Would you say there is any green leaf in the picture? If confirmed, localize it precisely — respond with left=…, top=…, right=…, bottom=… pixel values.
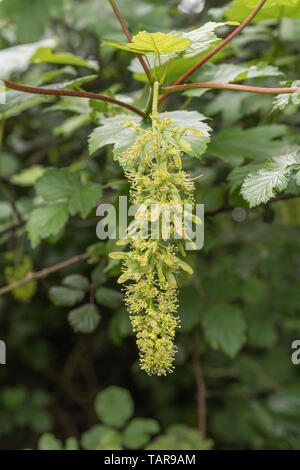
left=68, top=304, right=101, bottom=334
left=62, top=274, right=89, bottom=291
left=242, top=277, right=267, bottom=303
left=31, top=47, right=98, bottom=71
left=178, top=286, right=203, bottom=332
left=147, top=425, right=212, bottom=450
left=95, top=287, right=121, bottom=309
left=0, top=0, right=63, bottom=43
left=65, top=437, right=79, bottom=450
left=241, top=151, right=300, bottom=207
left=208, top=125, right=291, bottom=166
left=225, top=0, right=300, bottom=23
left=103, top=31, right=191, bottom=55
left=35, top=168, right=101, bottom=218
left=89, top=115, right=141, bottom=157
left=201, top=303, right=246, bottom=357
left=273, top=81, right=300, bottom=110
left=49, top=286, right=85, bottom=307
left=38, top=433, right=63, bottom=450
left=123, top=418, right=160, bottom=449
left=81, top=425, right=111, bottom=450
left=129, top=22, right=234, bottom=83
left=95, top=386, right=134, bottom=427
left=81, top=425, right=122, bottom=450
left=26, top=202, right=69, bottom=248
left=89, top=111, right=211, bottom=159
left=10, top=165, right=45, bottom=186
left=0, top=39, right=56, bottom=79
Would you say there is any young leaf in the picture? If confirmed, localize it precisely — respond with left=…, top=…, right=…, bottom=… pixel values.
left=103, top=31, right=191, bottom=55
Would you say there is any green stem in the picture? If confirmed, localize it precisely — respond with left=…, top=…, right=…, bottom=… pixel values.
left=152, top=81, right=160, bottom=134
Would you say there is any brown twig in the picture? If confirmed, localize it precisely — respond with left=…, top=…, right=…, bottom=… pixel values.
left=159, top=0, right=267, bottom=104
left=108, top=0, right=152, bottom=82
left=161, top=82, right=300, bottom=95
left=3, top=80, right=146, bottom=118
left=0, top=252, right=89, bottom=296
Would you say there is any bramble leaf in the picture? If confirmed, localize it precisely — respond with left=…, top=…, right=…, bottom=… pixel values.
left=241, top=151, right=300, bottom=207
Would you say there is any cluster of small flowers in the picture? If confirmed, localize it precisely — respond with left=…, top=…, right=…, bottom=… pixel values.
left=110, top=117, right=196, bottom=375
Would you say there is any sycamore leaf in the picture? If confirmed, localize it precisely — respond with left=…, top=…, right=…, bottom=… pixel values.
left=89, top=111, right=211, bottom=160
left=241, top=151, right=300, bottom=207
left=26, top=202, right=69, bottom=248
left=201, top=303, right=246, bottom=358
left=103, top=31, right=191, bottom=55
left=129, top=22, right=235, bottom=83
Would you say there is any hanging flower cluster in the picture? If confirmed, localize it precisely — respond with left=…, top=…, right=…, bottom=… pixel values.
left=109, top=113, right=201, bottom=376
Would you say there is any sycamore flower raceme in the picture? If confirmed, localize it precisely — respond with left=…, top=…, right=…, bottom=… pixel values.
left=109, top=115, right=200, bottom=376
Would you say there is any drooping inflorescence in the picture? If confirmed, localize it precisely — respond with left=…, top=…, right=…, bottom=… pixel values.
left=109, top=114, right=201, bottom=376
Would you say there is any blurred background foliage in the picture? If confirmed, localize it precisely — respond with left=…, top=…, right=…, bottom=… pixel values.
left=1, top=0, right=300, bottom=450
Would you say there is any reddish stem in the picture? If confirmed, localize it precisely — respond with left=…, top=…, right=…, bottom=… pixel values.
left=161, top=82, right=300, bottom=95
left=3, top=80, right=146, bottom=118
left=108, top=0, right=151, bottom=82
left=159, top=0, right=267, bottom=104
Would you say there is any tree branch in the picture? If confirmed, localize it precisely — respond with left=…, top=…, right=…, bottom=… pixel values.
left=0, top=253, right=89, bottom=296
left=3, top=80, right=146, bottom=118
left=159, top=0, right=267, bottom=104
left=161, top=82, right=300, bottom=95
left=108, top=0, right=152, bottom=82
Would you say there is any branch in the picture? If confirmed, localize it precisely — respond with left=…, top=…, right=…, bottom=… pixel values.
left=159, top=0, right=267, bottom=104
left=0, top=252, right=89, bottom=296
left=3, top=80, right=146, bottom=118
left=161, top=82, right=300, bottom=95
left=108, top=0, right=151, bottom=82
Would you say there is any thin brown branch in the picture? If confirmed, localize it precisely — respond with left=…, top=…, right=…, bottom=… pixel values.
left=159, top=0, right=267, bottom=104
left=192, top=340, right=207, bottom=436
left=108, top=0, right=152, bottom=82
left=0, top=252, right=89, bottom=296
left=161, top=82, right=300, bottom=95
left=3, top=80, right=146, bottom=118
